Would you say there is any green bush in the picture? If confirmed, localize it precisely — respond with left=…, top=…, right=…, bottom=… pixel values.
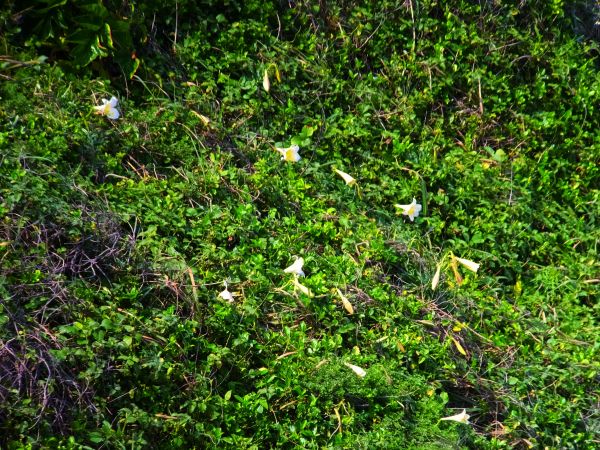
left=1, top=0, right=599, bottom=448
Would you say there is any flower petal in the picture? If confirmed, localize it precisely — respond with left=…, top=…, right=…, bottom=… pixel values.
left=106, top=107, right=120, bottom=120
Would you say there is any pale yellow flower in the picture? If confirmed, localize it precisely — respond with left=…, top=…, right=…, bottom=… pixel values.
left=275, top=144, right=301, bottom=162
left=394, top=198, right=422, bottom=222
left=455, top=257, right=480, bottom=273
left=283, top=256, right=305, bottom=276
left=94, top=96, right=120, bottom=119
left=440, top=409, right=470, bottom=424
left=334, top=169, right=356, bottom=186
left=344, top=362, right=367, bottom=378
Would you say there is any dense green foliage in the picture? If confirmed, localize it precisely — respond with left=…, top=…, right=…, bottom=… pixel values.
left=1, top=0, right=599, bottom=448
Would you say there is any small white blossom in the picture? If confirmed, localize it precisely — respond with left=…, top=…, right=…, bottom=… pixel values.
left=394, top=198, right=422, bottom=222
left=275, top=144, right=301, bottom=162
left=94, top=96, right=120, bottom=120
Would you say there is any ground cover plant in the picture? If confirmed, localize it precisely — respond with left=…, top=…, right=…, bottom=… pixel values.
left=1, top=0, right=599, bottom=448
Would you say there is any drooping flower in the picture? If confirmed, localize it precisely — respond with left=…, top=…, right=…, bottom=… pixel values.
left=344, top=362, right=367, bottom=378
left=334, top=169, right=356, bottom=186
left=454, top=257, right=480, bottom=273
left=275, top=144, right=301, bottom=162
left=94, top=96, right=120, bottom=120
left=394, top=198, right=422, bottom=222
left=284, top=256, right=305, bottom=277
left=440, top=409, right=470, bottom=424
left=262, top=69, right=270, bottom=92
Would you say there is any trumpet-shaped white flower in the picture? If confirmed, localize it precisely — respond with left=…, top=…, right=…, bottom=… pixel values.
left=344, top=362, right=367, bottom=378
left=395, top=198, right=422, bottom=222
left=455, top=257, right=480, bottom=273
left=276, top=144, right=301, bottom=162
left=262, top=69, right=270, bottom=92
left=440, top=409, right=470, bottom=424
left=334, top=169, right=356, bottom=186
left=219, top=287, right=234, bottom=303
left=94, top=96, right=120, bottom=119
left=284, top=256, right=305, bottom=277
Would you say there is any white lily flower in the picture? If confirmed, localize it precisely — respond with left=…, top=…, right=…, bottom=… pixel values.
left=455, top=257, right=480, bottom=273
left=344, top=362, right=367, bottom=378
left=292, top=276, right=313, bottom=297
left=262, top=69, right=270, bottom=92
left=334, top=169, right=356, bottom=186
left=94, top=96, right=120, bottom=120
left=275, top=144, right=301, bottom=162
left=394, top=198, right=422, bottom=222
left=284, top=256, right=305, bottom=277
left=440, top=409, right=470, bottom=424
